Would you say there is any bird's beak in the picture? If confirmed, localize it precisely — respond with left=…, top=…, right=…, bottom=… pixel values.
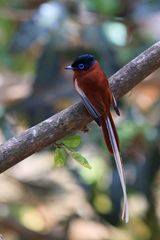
left=65, top=65, right=73, bottom=70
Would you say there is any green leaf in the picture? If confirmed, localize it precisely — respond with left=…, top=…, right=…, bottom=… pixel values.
left=62, top=135, right=81, bottom=148
left=54, top=148, right=66, bottom=166
left=71, top=151, right=92, bottom=169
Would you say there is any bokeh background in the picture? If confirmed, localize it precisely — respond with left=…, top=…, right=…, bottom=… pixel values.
left=0, top=0, right=160, bottom=239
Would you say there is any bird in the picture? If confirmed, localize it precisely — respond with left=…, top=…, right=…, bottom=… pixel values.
left=65, top=54, right=129, bottom=223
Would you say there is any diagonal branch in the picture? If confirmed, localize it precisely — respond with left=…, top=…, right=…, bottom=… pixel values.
left=0, top=41, right=160, bottom=173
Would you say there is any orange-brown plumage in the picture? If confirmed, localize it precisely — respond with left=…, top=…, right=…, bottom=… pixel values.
left=65, top=54, right=129, bottom=223
left=73, top=61, right=119, bottom=154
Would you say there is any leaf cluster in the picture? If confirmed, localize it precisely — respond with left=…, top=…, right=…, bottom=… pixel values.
left=54, top=135, right=92, bottom=169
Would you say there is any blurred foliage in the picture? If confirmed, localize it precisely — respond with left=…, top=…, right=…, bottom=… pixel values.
left=0, top=0, right=160, bottom=240
left=85, top=0, right=121, bottom=15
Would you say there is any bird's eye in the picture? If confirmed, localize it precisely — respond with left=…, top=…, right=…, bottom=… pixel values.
left=78, top=63, right=85, bottom=70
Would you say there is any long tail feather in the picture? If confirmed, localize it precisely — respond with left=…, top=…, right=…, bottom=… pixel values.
left=101, top=113, right=120, bottom=154
left=101, top=118, right=113, bottom=154
left=102, top=114, right=129, bottom=223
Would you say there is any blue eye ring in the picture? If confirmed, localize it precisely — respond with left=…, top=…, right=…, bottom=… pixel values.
left=78, top=63, right=85, bottom=70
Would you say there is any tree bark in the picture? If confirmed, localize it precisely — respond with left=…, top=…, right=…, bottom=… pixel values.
left=0, top=41, right=160, bottom=173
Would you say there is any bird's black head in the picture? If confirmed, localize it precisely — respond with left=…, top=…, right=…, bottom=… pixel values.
left=65, top=54, right=96, bottom=71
